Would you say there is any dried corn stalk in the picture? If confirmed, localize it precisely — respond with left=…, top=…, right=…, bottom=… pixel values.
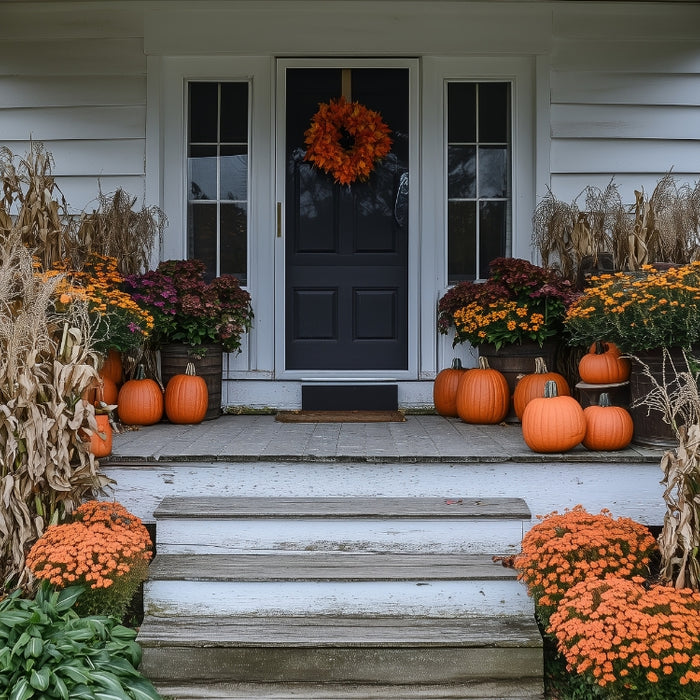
left=0, top=229, right=112, bottom=590
left=633, top=348, right=700, bottom=590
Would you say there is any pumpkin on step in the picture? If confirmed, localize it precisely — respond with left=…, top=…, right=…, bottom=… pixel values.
left=456, top=356, right=509, bottom=424
left=513, top=356, right=570, bottom=420
left=117, top=365, right=163, bottom=426
left=89, top=413, right=113, bottom=457
left=165, top=362, right=208, bottom=424
left=522, top=380, right=586, bottom=453
left=579, top=341, right=630, bottom=384
left=433, top=358, right=468, bottom=417
left=99, top=349, right=123, bottom=386
left=582, top=392, right=634, bottom=451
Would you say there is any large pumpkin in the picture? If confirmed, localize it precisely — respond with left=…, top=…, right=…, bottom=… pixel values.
left=513, top=356, right=570, bottom=420
left=95, top=376, right=119, bottom=406
left=456, top=356, right=509, bottom=424
left=433, top=358, right=469, bottom=417
left=582, top=392, right=634, bottom=451
left=165, top=362, right=208, bottom=424
left=579, top=341, right=631, bottom=384
left=89, top=413, right=113, bottom=457
left=117, top=365, right=163, bottom=426
left=99, top=349, right=123, bottom=385
left=522, top=380, right=586, bottom=453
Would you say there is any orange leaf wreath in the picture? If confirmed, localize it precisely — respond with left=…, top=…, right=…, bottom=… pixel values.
left=304, top=96, right=393, bottom=186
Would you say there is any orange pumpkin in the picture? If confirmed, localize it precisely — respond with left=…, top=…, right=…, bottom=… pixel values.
left=89, top=413, right=113, bottom=457
left=522, top=380, right=586, bottom=453
left=582, top=392, right=634, bottom=451
left=579, top=341, right=631, bottom=384
left=100, top=349, right=123, bottom=385
left=117, top=365, right=163, bottom=426
left=456, top=356, right=509, bottom=424
left=513, top=356, right=570, bottom=420
left=433, top=358, right=469, bottom=417
left=165, top=362, right=208, bottom=424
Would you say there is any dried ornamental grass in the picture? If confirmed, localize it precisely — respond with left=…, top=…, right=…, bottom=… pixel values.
left=26, top=501, right=152, bottom=619
left=514, top=505, right=658, bottom=626
left=550, top=576, right=700, bottom=698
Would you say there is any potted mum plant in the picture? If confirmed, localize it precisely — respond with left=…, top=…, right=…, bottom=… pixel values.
left=564, top=262, right=700, bottom=446
left=438, top=257, right=579, bottom=415
left=125, top=259, right=253, bottom=420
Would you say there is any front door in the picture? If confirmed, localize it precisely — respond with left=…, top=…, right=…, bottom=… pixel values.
left=283, top=67, right=409, bottom=371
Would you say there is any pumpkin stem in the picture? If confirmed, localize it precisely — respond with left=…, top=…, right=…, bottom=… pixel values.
left=451, top=358, right=464, bottom=370
left=534, top=356, right=548, bottom=374
left=185, top=362, right=197, bottom=376
left=544, top=379, right=559, bottom=398
left=478, top=356, right=491, bottom=370
left=594, top=340, right=607, bottom=355
left=598, top=392, right=612, bottom=408
left=134, top=364, right=146, bottom=381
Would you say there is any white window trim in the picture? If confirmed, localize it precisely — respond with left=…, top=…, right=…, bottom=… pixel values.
left=422, top=56, right=537, bottom=375
left=147, top=55, right=275, bottom=377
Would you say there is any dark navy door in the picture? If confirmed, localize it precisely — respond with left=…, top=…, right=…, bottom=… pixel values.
left=285, top=67, right=409, bottom=371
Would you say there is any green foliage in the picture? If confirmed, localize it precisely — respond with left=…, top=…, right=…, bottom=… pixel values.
left=0, top=582, right=161, bottom=700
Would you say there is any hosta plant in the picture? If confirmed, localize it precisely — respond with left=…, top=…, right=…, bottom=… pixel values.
left=0, top=581, right=161, bottom=700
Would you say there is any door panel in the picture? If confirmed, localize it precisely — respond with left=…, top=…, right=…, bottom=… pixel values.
left=285, top=67, right=409, bottom=371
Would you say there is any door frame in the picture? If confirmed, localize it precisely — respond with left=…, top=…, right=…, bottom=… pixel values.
left=274, top=57, right=420, bottom=380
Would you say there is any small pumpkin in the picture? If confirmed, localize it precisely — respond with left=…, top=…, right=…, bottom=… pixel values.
left=95, top=376, right=119, bottom=406
left=89, top=413, right=113, bottom=457
left=100, top=349, right=123, bottom=385
left=513, top=356, right=570, bottom=420
left=582, top=392, right=634, bottom=451
left=433, top=358, right=469, bottom=417
left=117, top=365, right=163, bottom=426
left=579, top=341, right=631, bottom=384
left=456, top=356, right=510, bottom=424
left=522, top=380, right=586, bottom=453
left=165, top=362, right=208, bottom=424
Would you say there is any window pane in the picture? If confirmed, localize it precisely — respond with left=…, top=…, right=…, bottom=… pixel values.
left=479, top=201, right=507, bottom=279
left=220, top=203, right=248, bottom=284
left=188, top=145, right=217, bottom=201
left=189, top=83, right=218, bottom=143
left=478, top=146, right=508, bottom=198
left=479, top=83, right=509, bottom=143
left=448, top=200, right=476, bottom=282
left=220, top=83, right=249, bottom=143
left=447, top=83, right=476, bottom=143
left=447, top=145, right=476, bottom=199
left=220, top=146, right=248, bottom=201
left=188, top=203, right=217, bottom=276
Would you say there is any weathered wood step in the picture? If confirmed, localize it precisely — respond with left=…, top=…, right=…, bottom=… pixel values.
left=144, top=553, right=531, bottom=617
left=154, top=496, right=530, bottom=555
left=138, top=615, right=543, bottom=688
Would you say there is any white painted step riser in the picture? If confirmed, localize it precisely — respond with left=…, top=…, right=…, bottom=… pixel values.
left=156, top=518, right=525, bottom=555
left=144, top=580, right=531, bottom=617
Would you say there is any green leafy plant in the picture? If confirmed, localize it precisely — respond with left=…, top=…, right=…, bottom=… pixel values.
left=125, top=259, right=253, bottom=356
left=0, top=582, right=161, bottom=699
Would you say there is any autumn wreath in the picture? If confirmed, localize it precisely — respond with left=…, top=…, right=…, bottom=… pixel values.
left=304, top=96, right=392, bottom=186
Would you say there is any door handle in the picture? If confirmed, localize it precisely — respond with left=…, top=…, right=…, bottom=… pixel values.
left=277, top=202, right=283, bottom=238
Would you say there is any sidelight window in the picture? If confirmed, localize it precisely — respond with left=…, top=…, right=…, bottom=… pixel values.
left=446, top=81, right=512, bottom=283
left=187, top=81, right=249, bottom=283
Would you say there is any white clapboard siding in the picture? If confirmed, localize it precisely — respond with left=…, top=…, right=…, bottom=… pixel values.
left=0, top=39, right=146, bottom=76
left=55, top=176, right=147, bottom=215
left=547, top=174, right=688, bottom=204
left=0, top=75, right=146, bottom=109
left=551, top=139, right=700, bottom=175
left=1, top=5, right=144, bottom=40
left=551, top=72, right=700, bottom=107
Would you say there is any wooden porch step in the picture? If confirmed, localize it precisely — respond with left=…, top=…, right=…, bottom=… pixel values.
left=138, top=615, right=543, bottom=691
left=144, top=552, right=531, bottom=618
left=153, top=496, right=531, bottom=555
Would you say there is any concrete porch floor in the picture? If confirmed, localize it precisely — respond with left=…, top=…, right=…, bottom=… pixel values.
left=106, top=413, right=665, bottom=464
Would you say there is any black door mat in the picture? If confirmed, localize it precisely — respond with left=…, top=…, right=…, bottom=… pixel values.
left=276, top=410, right=406, bottom=423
